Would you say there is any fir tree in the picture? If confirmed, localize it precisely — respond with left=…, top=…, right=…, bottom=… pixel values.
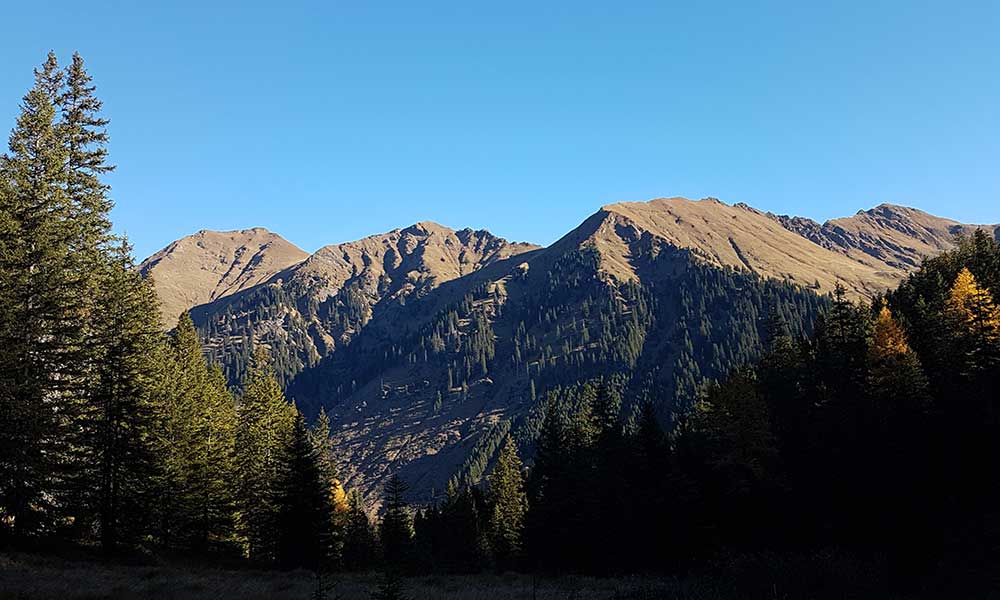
left=0, top=73, right=78, bottom=538
left=487, top=436, right=527, bottom=567
left=276, top=410, right=334, bottom=570
left=379, top=475, right=413, bottom=568
left=235, top=347, right=294, bottom=560
left=87, top=240, right=165, bottom=548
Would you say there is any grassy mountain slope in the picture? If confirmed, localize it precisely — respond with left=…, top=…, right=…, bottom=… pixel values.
left=142, top=197, right=996, bottom=506
left=139, top=227, right=309, bottom=328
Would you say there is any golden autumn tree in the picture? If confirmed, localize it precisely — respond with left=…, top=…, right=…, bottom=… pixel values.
left=948, top=268, right=1000, bottom=347
left=943, top=267, right=1000, bottom=429
left=867, top=302, right=929, bottom=423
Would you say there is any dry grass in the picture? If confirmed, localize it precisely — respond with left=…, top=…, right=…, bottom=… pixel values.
left=1, top=549, right=940, bottom=600
left=0, top=552, right=714, bottom=600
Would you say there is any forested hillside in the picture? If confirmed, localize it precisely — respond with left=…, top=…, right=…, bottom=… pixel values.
left=291, top=238, right=830, bottom=504
left=2, top=52, right=999, bottom=598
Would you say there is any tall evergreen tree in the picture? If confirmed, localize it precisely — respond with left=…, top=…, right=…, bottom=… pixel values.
left=379, top=474, right=414, bottom=569
left=0, top=71, right=79, bottom=539
left=87, top=240, right=165, bottom=548
left=310, top=407, right=338, bottom=490
left=235, top=347, right=293, bottom=560
left=152, top=313, right=237, bottom=550
left=342, top=489, right=377, bottom=571
left=487, top=436, right=527, bottom=567
left=60, top=52, right=114, bottom=246
left=276, top=410, right=334, bottom=570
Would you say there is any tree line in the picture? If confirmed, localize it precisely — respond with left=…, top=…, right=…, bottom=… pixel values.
left=373, top=231, right=997, bottom=594
left=2, top=52, right=998, bottom=594
left=0, top=53, right=346, bottom=570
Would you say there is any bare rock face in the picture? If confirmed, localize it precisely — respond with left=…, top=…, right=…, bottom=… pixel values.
left=766, top=203, right=998, bottom=274
left=290, top=221, right=538, bottom=308
left=138, top=228, right=309, bottom=328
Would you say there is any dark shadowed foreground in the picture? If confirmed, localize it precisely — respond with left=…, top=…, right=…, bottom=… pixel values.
left=0, top=550, right=921, bottom=600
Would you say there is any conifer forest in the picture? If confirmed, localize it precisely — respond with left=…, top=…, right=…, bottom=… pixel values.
left=2, top=53, right=999, bottom=600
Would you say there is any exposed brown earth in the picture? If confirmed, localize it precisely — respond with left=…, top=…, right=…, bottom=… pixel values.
left=141, top=198, right=998, bottom=508
left=139, top=228, right=309, bottom=328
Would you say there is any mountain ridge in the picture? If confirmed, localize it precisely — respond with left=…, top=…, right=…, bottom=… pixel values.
left=140, top=198, right=999, bottom=507
left=138, top=227, right=309, bottom=328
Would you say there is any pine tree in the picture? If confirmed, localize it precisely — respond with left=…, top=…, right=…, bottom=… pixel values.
left=276, top=410, right=334, bottom=570
left=235, top=347, right=294, bottom=560
left=488, top=436, right=527, bottom=567
left=310, top=407, right=338, bottom=487
left=150, top=312, right=237, bottom=550
left=342, top=489, right=377, bottom=571
left=0, top=71, right=78, bottom=539
left=87, top=240, right=165, bottom=548
left=379, top=475, right=413, bottom=569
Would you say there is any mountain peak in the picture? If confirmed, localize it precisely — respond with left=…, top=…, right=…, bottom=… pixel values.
left=139, top=228, right=308, bottom=328
left=573, top=195, right=899, bottom=296
left=402, top=220, right=453, bottom=236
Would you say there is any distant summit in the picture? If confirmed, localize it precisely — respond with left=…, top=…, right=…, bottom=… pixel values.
left=139, top=198, right=999, bottom=506
left=139, top=228, right=308, bottom=328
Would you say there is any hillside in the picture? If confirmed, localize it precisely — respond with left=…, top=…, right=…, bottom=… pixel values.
left=187, top=223, right=539, bottom=386
left=138, top=228, right=309, bottom=328
left=559, top=197, right=900, bottom=296
left=143, top=197, right=997, bottom=507
left=767, top=202, right=998, bottom=273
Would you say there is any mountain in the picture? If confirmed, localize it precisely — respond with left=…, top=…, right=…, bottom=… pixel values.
left=188, top=223, right=539, bottom=386
left=563, top=198, right=900, bottom=296
left=142, top=197, right=997, bottom=508
left=767, top=202, right=999, bottom=273
left=139, top=227, right=309, bottom=328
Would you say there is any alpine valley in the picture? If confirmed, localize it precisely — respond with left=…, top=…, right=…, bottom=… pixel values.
left=139, top=197, right=999, bottom=507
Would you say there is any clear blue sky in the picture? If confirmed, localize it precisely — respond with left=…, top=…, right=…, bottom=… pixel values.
left=2, top=1, right=998, bottom=260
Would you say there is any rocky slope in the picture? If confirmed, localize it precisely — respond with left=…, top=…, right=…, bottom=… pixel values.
left=766, top=203, right=998, bottom=274
left=563, top=197, right=901, bottom=297
left=186, top=223, right=539, bottom=386
left=142, top=197, right=997, bottom=509
left=139, top=228, right=309, bottom=328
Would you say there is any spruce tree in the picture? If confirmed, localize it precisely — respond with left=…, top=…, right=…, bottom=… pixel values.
left=61, top=52, right=114, bottom=245
left=0, top=73, right=78, bottom=539
left=87, top=240, right=165, bottom=548
left=151, top=312, right=237, bottom=550
left=379, top=474, right=413, bottom=569
left=310, top=407, right=338, bottom=489
left=276, top=410, right=334, bottom=570
left=342, top=489, right=377, bottom=571
left=487, top=436, right=527, bottom=567
left=235, top=347, right=294, bottom=560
